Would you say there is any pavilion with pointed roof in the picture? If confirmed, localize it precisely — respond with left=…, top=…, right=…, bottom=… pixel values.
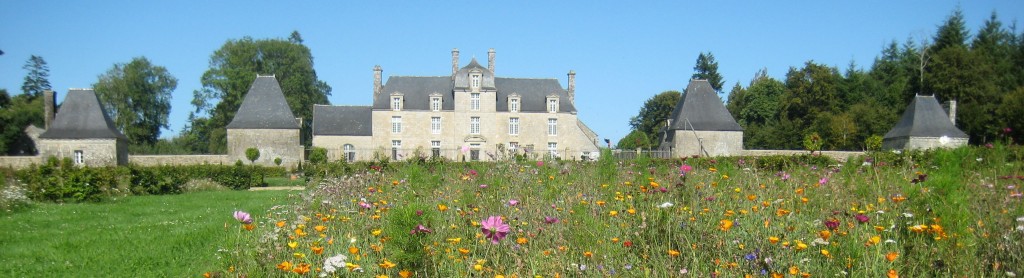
left=37, top=89, right=129, bottom=166
left=658, top=79, right=744, bottom=157
left=882, top=95, right=968, bottom=150
left=225, top=75, right=304, bottom=167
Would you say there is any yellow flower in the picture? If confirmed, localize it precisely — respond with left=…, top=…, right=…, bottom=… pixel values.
left=294, top=252, right=306, bottom=259
left=288, top=241, right=298, bottom=249
left=473, top=264, right=483, bottom=271
left=294, top=228, right=308, bottom=237
left=517, top=237, right=528, bottom=244
left=668, top=249, right=681, bottom=257
left=276, top=221, right=286, bottom=228
left=399, top=269, right=413, bottom=278
left=349, top=246, right=360, bottom=254
left=820, top=249, right=832, bottom=258
left=789, top=265, right=799, bottom=275
left=311, top=246, right=324, bottom=255
left=626, top=208, right=636, bottom=215
left=596, top=200, right=606, bottom=206
left=609, top=210, right=619, bottom=217
left=866, top=235, right=881, bottom=247
left=458, top=248, right=470, bottom=255
left=438, top=204, right=448, bottom=212
left=794, top=240, right=808, bottom=251
left=315, top=225, right=327, bottom=233
left=447, top=237, right=462, bottom=244
left=372, top=229, right=383, bottom=236
left=276, top=261, right=293, bottom=271
left=379, top=259, right=397, bottom=269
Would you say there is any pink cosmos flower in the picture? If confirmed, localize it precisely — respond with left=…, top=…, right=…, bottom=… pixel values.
left=479, top=184, right=488, bottom=189
left=854, top=214, right=870, bottom=223
left=679, top=164, right=693, bottom=176
left=410, top=224, right=432, bottom=235
left=233, top=211, right=252, bottom=224
left=481, top=216, right=510, bottom=244
left=818, top=177, right=829, bottom=186
left=359, top=202, right=372, bottom=209
left=544, top=216, right=559, bottom=224
left=824, top=219, right=840, bottom=230
left=508, top=199, right=519, bottom=206
left=537, top=161, right=544, bottom=167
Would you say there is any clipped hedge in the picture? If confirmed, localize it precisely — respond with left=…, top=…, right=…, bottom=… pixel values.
left=9, top=158, right=287, bottom=203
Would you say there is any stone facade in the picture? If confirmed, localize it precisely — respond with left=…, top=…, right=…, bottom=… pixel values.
left=882, top=136, right=968, bottom=150
left=669, top=130, right=744, bottom=157
left=227, top=129, right=303, bottom=167
left=37, top=138, right=128, bottom=166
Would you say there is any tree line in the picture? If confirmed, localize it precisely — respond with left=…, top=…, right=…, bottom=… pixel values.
left=0, top=31, right=330, bottom=155
left=622, top=9, right=1024, bottom=151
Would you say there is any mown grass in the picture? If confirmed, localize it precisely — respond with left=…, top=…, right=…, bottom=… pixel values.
left=265, top=176, right=307, bottom=187
left=211, top=146, right=1024, bottom=277
left=0, top=190, right=294, bottom=277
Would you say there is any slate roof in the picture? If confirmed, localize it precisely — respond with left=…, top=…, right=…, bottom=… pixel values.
left=453, top=58, right=497, bottom=90
left=312, top=105, right=373, bottom=136
left=883, top=95, right=968, bottom=139
left=226, top=75, right=300, bottom=129
left=667, top=79, right=743, bottom=131
left=39, top=89, right=127, bottom=140
left=372, top=76, right=576, bottom=113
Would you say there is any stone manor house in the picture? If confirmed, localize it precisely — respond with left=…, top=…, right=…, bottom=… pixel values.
left=311, top=48, right=602, bottom=161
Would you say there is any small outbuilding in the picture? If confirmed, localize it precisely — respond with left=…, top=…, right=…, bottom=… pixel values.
left=660, top=79, right=744, bottom=157
left=37, top=89, right=128, bottom=166
left=225, top=75, right=303, bottom=167
left=882, top=95, right=968, bottom=150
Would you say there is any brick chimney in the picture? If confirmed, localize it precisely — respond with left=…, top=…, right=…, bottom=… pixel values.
left=487, top=48, right=495, bottom=73
left=43, top=90, right=55, bottom=129
left=567, top=70, right=576, bottom=104
left=451, top=48, right=459, bottom=79
left=373, top=65, right=383, bottom=99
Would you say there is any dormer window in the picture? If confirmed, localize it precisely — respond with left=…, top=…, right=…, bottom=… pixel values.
left=547, top=97, right=559, bottom=113
left=391, top=94, right=404, bottom=111
left=471, top=74, right=481, bottom=89
left=430, top=97, right=442, bottom=111
left=508, top=95, right=520, bottom=113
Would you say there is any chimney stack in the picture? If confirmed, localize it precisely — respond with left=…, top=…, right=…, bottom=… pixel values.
left=43, top=90, right=55, bottom=130
left=948, top=100, right=957, bottom=125
left=373, top=65, right=383, bottom=99
left=487, top=48, right=495, bottom=73
left=451, top=48, right=460, bottom=79
left=567, top=70, right=576, bottom=104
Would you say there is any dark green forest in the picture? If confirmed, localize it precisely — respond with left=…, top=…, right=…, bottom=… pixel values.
left=624, top=10, right=1024, bottom=151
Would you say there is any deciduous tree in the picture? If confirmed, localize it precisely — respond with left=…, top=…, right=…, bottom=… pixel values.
left=627, top=90, right=681, bottom=147
left=94, top=57, right=177, bottom=146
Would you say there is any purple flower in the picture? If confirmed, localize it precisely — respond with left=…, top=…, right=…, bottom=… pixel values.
left=855, top=214, right=870, bottom=223
left=536, top=161, right=544, bottom=167
left=481, top=216, right=510, bottom=244
left=479, top=184, right=488, bottom=189
left=233, top=211, right=252, bottom=224
left=543, top=216, right=559, bottom=224
left=410, top=224, right=432, bottom=235
left=824, top=219, right=840, bottom=230
left=415, top=210, right=423, bottom=216
left=359, top=202, right=372, bottom=209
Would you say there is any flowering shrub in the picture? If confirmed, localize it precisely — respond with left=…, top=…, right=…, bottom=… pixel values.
left=211, top=146, right=1024, bottom=277
left=0, top=181, right=31, bottom=212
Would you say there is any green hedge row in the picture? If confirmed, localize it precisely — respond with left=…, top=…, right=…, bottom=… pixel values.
left=7, top=158, right=287, bottom=203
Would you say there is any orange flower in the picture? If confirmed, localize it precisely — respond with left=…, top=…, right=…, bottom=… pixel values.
left=458, top=248, right=470, bottom=255
left=294, top=228, right=308, bottom=237
left=885, top=252, right=899, bottom=262
left=668, top=249, right=681, bottom=257
left=517, top=237, right=528, bottom=244
left=891, top=195, right=907, bottom=203
left=276, top=221, right=286, bottom=228
left=399, top=269, right=413, bottom=278
left=747, top=194, right=757, bottom=201
left=583, top=251, right=593, bottom=258
left=311, top=246, right=324, bottom=255
left=788, top=266, right=799, bottom=275
left=349, top=246, right=360, bottom=254
left=768, top=236, right=780, bottom=244
left=865, top=235, right=881, bottom=247
left=887, top=269, right=899, bottom=278
left=819, top=230, right=831, bottom=241
left=379, top=259, right=397, bottom=269
left=276, top=261, right=293, bottom=271
left=820, top=249, right=832, bottom=258
left=292, top=263, right=310, bottom=275
left=719, top=219, right=734, bottom=231
left=315, top=225, right=327, bottom=233
left=776, top=209, right=791, bottom=216
left=243, top=224, right=255, bottom=231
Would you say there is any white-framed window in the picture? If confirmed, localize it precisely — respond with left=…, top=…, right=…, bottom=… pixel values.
left=547, top=97, right=558, bottom=113
left=548, top=118, right=558, bottom=136
left=431, top=141, right=441, bottom=158
left=508, top=142, right=519, bottom=153
left=508, top=117, right=519, bottom=135
left=343, top=144, right=355, bottom=162
left=430, top=117, right=441, bottom=134
left=471, top=74, right=481, bottom=89
left=548, top=142, right=558, bottom=157
left=430, top=97, right=442, bottom=111
left=391, top=96, right=402, bottom=111
left=509, top=97, right=519, bottom=113
left=391, top=116, right=402, bottom=133
left=470, top=117, right=481, bottom=134
left=470, top=93, right=480, bottom=111
left=391, top=140, right=402, bottom=160
left=73, top=150, right=84, bottom=165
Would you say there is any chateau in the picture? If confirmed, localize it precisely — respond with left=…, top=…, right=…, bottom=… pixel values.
left=312, top=48, right=601, bottom=161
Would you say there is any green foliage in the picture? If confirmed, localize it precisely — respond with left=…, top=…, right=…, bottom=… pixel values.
left=93, top=56, right=177, bottom=146
left=21, top=55, right=51, bottom=98
left=616, top=129, right=652, bottom=150
left=692, top=52, right=725, bottom=92
left=865, top=135, right=883, bottom=151
left=245, top=148, right=260, bottom=163
left=274, top=157, right=282, bottom=166
left=803, top=132, right=823, bottom=153
left=0, top=91, right=44, bottom=155
left=188, top=33, right=331, bottom=153
left=626, top=90, right=680, bottom=147
left=308, top=147, right=328, bottom=164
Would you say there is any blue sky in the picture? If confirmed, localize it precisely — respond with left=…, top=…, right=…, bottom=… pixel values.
left=2, top=1, right=1022, bottom=145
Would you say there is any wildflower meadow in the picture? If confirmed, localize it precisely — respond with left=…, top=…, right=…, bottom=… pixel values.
left=208, top=146, right=1024, bottom=277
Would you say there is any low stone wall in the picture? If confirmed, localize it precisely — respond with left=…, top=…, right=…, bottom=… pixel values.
left=742, top=150, right=864, bottom=162
left=129, top=155, right=230, bottom=166
left=0, top=156, right=43, bottom=169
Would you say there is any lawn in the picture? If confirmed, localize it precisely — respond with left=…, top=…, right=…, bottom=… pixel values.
left=0, top=189, right=294, bottom=277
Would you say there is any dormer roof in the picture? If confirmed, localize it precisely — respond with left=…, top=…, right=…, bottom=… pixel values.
left=453, top=58, right=496, bottom=90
